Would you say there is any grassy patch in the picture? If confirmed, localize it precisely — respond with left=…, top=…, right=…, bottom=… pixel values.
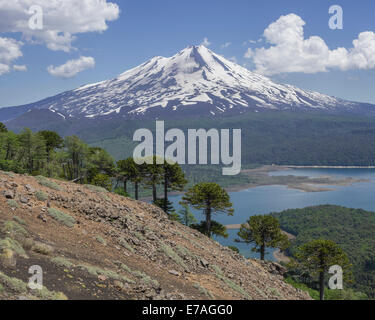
left=32, top=242, right=53, bottom=255
left=13, top=216, right=26, bottom=226
left=284, top=277, right=367, bottom=300
left=269, top=287, right=284, bottom=299
left=36, top=176, right=62, bottom=191
left=2, top=221, right=28, bottom=238
left=35, top=191, right=48, bottom=201
left=2, top=171, right=15, bottom=177
left=133, top=270, right=159, bottom=287
left=47, top=208, right=75, bottom=228
left=212, top=265, right=252, bottom=300
left=193, top=283, right=214, bottom=299
left=176, top=244, right=198, bottom=261
left=120, top=264, right=159, bottom=287
left=0, top=271, right=67, bottom=300
left=0, top=237, right=27, bottom=258
left=95, top=236, right=107, bottom=246
left=7, top=200, right=18, bottom=209
left=78, top=264, right=135, bottom=284
left=160, top=243, right=188, bottom=270
left=118, top=238, right=135, bottom=253
left=84, top=184, right=108, bottom=193
left=32, top=287, right=68, bottom=300
left=51, top=257, right=74, bottom=269
left=133, top=231, right=146, bottom=241
left=0, top=271, right=27, bottom=294
left=120, top=263, right=132, bottom=273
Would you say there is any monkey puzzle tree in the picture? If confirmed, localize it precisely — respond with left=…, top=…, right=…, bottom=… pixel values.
left=117, top=157, right=143, bottom=200
left=178, top=203, right=197, bottom=227
left=161, top=160, right=187, bottom=213
left=38, top=130, right=64, bottom=176
left=182, top=182, right=233, bottom=237
left=142, top=156, right=163, bottom=202
left=87, top=147, right=115, bottom=182
left=62, top=135, right=90, bottom=181
left=0, top=122, right=7, bottom=133
left=295, top=239, right=352, bottom=301
left=236, top=215, right=289, bottom=261
left=117, top=159, right=132, bottom=195
left=191, top=220, right=228, bottom=239
left=38, top=131, right=63, bottom=155
left=18, top=128, right=47, bottom=175
left=91, top=173, right=112, bottom=191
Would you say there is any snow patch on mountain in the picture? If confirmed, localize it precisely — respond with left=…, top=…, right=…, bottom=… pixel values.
left=3, top=45, right=360, bottom=120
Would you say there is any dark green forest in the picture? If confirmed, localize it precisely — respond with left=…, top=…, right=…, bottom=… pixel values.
left=15, top=111, right=375, bottom=166
left=271, top=205, right=375, bottom=298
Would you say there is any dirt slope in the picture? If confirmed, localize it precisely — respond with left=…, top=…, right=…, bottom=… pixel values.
left=0, top=171, right=310, bottom=300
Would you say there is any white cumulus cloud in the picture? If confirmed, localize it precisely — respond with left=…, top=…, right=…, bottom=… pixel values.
left=244, top=48, right=253, bottom=59
left=0, top=37, right=23, bottom=75
left=13, top=64, right=27, bottom=71
left=47, top=56, right=95, bottom=78
left=0, top=0, right=120, bottom=52
left=0, top=63, right=9, bottom=75
left=201, top=37, right=211, bottom=47
left=221, top=42, right=231, bottom=48
left=245, top=13, right=375, bottom=75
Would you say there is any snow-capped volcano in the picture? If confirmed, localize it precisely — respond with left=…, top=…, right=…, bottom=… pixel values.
left=0, top=45, right=372, bottom=122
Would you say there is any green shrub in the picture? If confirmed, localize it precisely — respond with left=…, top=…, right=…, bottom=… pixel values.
left=78, top=264, right=135, bottom=284
left=114, top=187, right=129, bottom=198
left=160, top=243, right=188, bottom=270
left=2, top=221, right=28, bottom=238
left=36, top=176, right=62, bottom=191
left=51, top=257, right=74, bottom=269
left=133, top=231, right=146, bottom=241
left=96, top=236, right=107, bottom=246
left=7, top=200, right=18, bottom=209
left=84, top=184, right=108, bottom=193
left=0, top=271, right=67, bottom=300
left=35, top=191, right=48, bottom=201
left=285, top=277, right=368, bottom=300
left=32, top=242, right=54, bottom=255
left=90, top=174, right=112, bottom=192
left=4, top=172, right=15, bottom=177
left=0, top=271, right=27, bottom=294
left=227, top=246, right=240, bottom=253
left=269, top=287, right=283, bottom=299
left=194, top=283, right=214, bottom=299
left=32, top=286, right=68, bottom=300
left=118, top=238, right=135, bottom=253
left=47, top=208, right=75, bottom=228
left=0, top=237, right=27, bottom=258
left=212, top=265, right=252, bottom=300
left=121, top=265, right=158, bottom=287
left=13, top=216, right=26, bottom=226
left=120, top=264, right=132, bottom=273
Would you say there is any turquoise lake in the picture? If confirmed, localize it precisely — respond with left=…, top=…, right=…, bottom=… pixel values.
left=170, top=168, right=375, bottom=261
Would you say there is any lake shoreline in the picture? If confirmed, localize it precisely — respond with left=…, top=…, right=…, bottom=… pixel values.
left=225, top=165, right=369, bottom=193
left=140, top=165, right=372, bottom=200
left=281, top=165, right=375, bottom=169
left=171, top=167, right=375, bottom=265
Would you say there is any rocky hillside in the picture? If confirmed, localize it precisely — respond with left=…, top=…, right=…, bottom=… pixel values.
left=0, top=171, right=310, bottom=300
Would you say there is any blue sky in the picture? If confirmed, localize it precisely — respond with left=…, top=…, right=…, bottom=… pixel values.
left=1, top=0, right=375, bottom=107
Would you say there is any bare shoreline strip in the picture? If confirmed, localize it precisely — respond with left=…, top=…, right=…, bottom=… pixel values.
left=282, top=165, right=375, bottom=169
